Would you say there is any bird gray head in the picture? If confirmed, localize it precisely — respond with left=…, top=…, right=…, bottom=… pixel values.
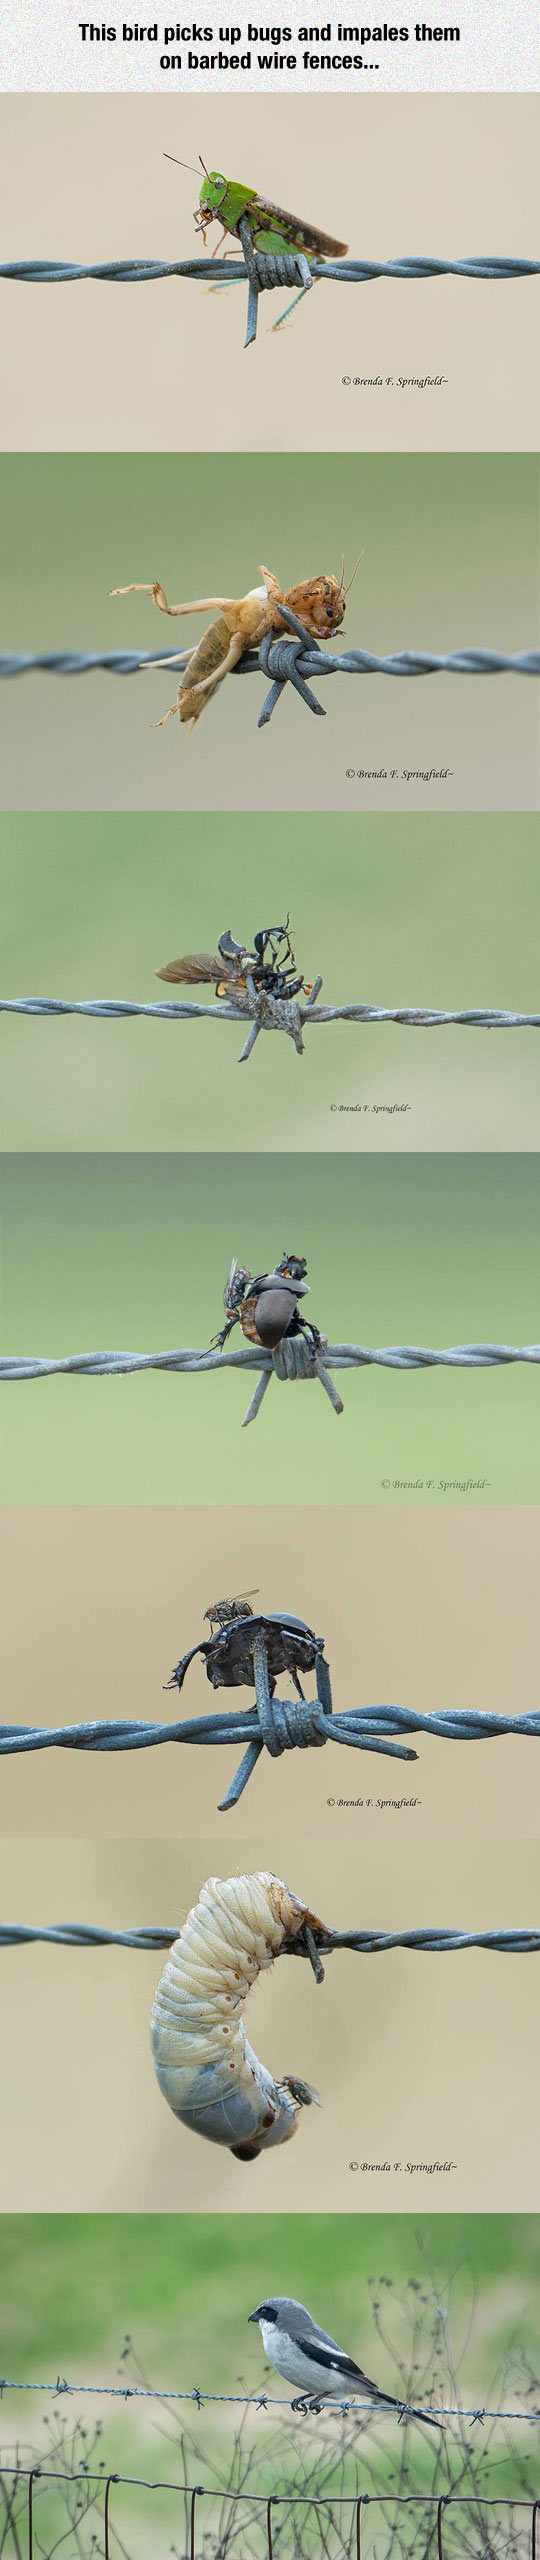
left=248, top=2297, right=313, bottom=2331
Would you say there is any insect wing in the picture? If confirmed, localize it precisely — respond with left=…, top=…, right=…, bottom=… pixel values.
left=156, top=951, right=229, bottom=986
left=252, top=193, right=348, bottom=257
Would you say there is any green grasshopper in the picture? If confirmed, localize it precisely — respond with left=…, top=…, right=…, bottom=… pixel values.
left=166, top=154, right=348, bottom=328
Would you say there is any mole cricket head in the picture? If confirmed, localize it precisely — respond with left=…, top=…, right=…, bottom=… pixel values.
left=285, top=553, right=363, bottom=638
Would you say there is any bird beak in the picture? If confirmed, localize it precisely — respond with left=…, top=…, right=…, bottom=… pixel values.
left=247, top=2310, right=259, bottom=2324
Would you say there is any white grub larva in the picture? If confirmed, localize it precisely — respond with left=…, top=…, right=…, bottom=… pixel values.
left=151, top=1870, right=323, bottom=2162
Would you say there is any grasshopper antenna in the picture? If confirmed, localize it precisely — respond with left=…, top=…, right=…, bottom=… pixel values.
left=163, top=154, right=201, bottom=173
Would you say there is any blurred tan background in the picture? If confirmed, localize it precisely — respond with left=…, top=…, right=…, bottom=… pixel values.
left=0, top=1832, right=538, bottom=2212
left=1, top=96, right=539, bottom=453
left=2, top=1504, right=540, bottom=1843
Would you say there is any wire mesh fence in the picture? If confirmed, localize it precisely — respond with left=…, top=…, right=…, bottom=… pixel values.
left=2, top=2460, right=539, bottom=2560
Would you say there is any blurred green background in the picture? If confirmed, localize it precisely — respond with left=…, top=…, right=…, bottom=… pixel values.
left=1, top=2211, right=539, bottom=2390
left=1, top=452, right=538, bottom=808
left=1, top=811, right=539, bottom=1154
left=1, top=1152, right=539, bottom=1504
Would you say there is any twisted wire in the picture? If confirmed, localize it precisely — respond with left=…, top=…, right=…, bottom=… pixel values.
left=2, top=1703, right=540, bottom=1763
left=1, top=254, right=539, bottom=284
left=1, top=1342, right=539, bottom=1383
left=1, top=1924, right=538, bottom=1954
left=1, top=646, right=537, bottom=681
left=1, top=996, right=539, bottom=1031
left=0, top=2386, right=538, bottom=2422
left=2, top=638, right=538, bottom=732
left=3, top=241, right=540, bottom=354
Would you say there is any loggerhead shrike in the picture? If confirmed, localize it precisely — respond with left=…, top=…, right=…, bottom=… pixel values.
left=248, top=2296, right=441, bottom=2428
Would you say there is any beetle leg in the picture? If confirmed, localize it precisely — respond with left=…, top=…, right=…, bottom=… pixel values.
left=211, top=1315, right=238, bottom=1349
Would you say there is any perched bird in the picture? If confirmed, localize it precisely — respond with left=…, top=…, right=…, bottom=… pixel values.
left=248, top=2295, right=441, bottom=2427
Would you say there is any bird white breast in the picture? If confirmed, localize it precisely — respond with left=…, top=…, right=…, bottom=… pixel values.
left=259, top=2323, right=327, bottom=2390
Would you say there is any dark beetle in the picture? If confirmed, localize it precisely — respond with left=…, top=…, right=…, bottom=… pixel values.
left=214, top=1251, right=323, bottom=1355
left=166, top=1601, right=325, bottom=1697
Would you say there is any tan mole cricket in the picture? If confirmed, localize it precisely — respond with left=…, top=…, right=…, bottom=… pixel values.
left=109, top=556, right=362, bottom=730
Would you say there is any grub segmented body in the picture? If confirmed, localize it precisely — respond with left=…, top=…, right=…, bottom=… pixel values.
left=151, top=1870, right=320, bottom=2160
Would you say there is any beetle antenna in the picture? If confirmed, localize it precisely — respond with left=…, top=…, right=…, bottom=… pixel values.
left=163, top=155, right=201, bottom=173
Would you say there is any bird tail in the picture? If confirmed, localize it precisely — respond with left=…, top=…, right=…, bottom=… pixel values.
left=374, top=2391, right=441, bottom=2431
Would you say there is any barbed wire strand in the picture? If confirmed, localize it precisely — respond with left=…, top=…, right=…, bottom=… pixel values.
left=1, top=995, right=539, bottom=1032
left=1, top=1925, right=539, bottom=1955
left=1, top=644, right=538, bottom=680
left=1, top=2382, right=539, bottom=2423
left=2, top=248, right=540, bottom=351
left=2, top=631, right=538, bottom=724
left=3, top=255, right=539, bottom=285
left=2, top=1702, right=540, bottom=1775
left=1, top=1342, right=539, bottom=1382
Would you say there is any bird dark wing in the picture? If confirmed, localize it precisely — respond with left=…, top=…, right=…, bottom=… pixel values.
left=296, top=2335, right=441, bottom=2425
left=297, top=2334, right=380, bottom=2387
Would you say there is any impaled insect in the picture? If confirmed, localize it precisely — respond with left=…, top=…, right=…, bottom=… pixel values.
left=214, top=1251, right=323, bottom=1358
left=151, top=1869, right=323, bottom=2160
left=166, top=1598, right=323, bottom=1699
left=156, top=915, right=309, bottom=1003
left=166, top=153, right=348, bottom=267
left=109, top=557, right=361, bottom=730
